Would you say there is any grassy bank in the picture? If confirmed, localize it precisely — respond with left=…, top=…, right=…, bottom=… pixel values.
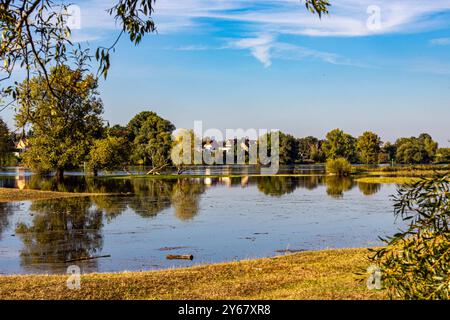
left=0, top=188, right=107, bottom=203
left=358, top=165, right=449, bottom=178
left=356, top=177, right=420, bottom=184
left=0, top=248, right=385, bottom=300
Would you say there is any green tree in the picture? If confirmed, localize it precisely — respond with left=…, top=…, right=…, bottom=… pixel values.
left=435, top=148, right=450, bottom=163
left=419, top=133, right=438, bottom=161
left=171, top=128, right=202, bottom=173
left=380, top=142, right=397, bottom=164
left=0, top=117, right=12, bottom=165
left=395, top=134, right=438, bottom=164
left=322, top=129, right=357, bottom=162
left=108, top=124, right=130, bottom=139
left=127, top=111, right=175, bottom=171
left=396, top=139, right=427, bottom=164
left=279, top=132, right=299, bottom=164
left=298, top=136, right=324, bottom=163
left=15, top=65, right=104, bottom=179
left=88, top=136, right=130, bottom=176
left=357, top=131, right=382, bottom=164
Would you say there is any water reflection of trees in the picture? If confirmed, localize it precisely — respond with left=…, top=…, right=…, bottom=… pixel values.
left=15, top=197, right=103, bottom=272
left=172, top=180, right=205, bottom=221
left=25, top=175, right=133, bottom=194
left=90, top=195, right=130, bottom=221
left=257, top=177, right=299, bottom=197
left=0, top=202, right=15, bottom=240
left=358, top=182, right=381, bottom=196
left=256, top=176, right=322, bottom=197
left=8, top=174, right=383, bottom=202
left=325, top=176, right=355, bottom=199
left=2, top=173, right=388, bottom=273
left=92, top=178, right=206, bottom=220
left=10, top=178, right=207, bottom=273
left=127, top=179, right=175, bottom=217
left=296, top=176, right=322, bottom=190
left=18, top=177, right=207, bottom=220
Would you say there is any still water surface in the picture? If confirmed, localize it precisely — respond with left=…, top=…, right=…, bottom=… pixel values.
left=0, top=169, right=402, bottom=275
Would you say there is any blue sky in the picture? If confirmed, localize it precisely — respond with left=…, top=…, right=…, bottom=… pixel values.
left=3, top=0, right=450, bottom=146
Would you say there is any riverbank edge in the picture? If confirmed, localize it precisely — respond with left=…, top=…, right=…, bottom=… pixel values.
left=0, top=247, right=385, bottom=300
left=0, top=188, right=115, bottom=202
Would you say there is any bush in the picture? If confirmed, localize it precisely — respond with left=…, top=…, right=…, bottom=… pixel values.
left=326, top=158, right=352, bottom=176
left=87, top=136, right=130, bottom=175
left=371, top=173, right=450, bottom=299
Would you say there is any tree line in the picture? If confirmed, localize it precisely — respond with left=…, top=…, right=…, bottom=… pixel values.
left=278, top=129, right=449, bottom=165
left=0, top=65, right=449, bottom=178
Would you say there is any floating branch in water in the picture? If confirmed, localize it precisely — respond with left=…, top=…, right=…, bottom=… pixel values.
left=166, top=254, right=194, bottom=260
left=65, top=255, right=111, bottom=263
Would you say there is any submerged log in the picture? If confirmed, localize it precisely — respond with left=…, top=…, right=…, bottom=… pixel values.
left=65, top=255, right=111, bottom=263
left=166, top=254, right=194, bottom=260
left=275, top=249, right=306, bottom=254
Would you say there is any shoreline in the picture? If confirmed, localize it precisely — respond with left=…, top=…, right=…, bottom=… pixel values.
left=0, top=248, right=385, bottom=300
left=0, top=188, right=115, bottom=203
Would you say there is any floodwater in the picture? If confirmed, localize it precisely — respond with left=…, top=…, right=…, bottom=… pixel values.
left=0, top=166, right=402, bottom=275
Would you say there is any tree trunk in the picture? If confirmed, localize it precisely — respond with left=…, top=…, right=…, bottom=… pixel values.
left=56, top=168, right=64, bottom=181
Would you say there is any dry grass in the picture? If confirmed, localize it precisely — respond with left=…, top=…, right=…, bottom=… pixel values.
left=0, top=248, right=386, bottom=300
left=365, top=170, right=448, bottom=178
left=0, top=188, right=106, bottom=202
left=356, top=177, right=420, bottom=185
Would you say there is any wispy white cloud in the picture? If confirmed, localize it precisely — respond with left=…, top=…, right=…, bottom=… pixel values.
left=74, top=0, right=450, bottom=37
left=71, top=0, right=450, bottom=69
left=231, top=34, right=274, bottom=67
left=228, top=33, right=372, bottom=68
left=430, top=37, right=450, bottom=46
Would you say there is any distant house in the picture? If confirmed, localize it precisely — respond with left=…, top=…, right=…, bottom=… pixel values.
left=219, top=140, right=234, bottom=153
left=14, top=138, right=30, bottom=157
left=203, top=139, right=219, bottom=151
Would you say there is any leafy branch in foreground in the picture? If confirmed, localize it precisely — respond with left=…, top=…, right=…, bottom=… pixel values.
left=371, top=173, right=450, bottom=299
left=0, top=0, right=156, bottom=109
left=304, top=0, right=330, bottom=18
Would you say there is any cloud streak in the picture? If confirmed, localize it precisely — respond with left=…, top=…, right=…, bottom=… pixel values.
left=430, top=38, right=450, bottom=46
left=228, top=34, right=371, bottom=68
left=71, top=1, right=450, bottom=70
left=232, top=35, right=274, bottom=67
left=74, top=0, right=450, bottom=37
